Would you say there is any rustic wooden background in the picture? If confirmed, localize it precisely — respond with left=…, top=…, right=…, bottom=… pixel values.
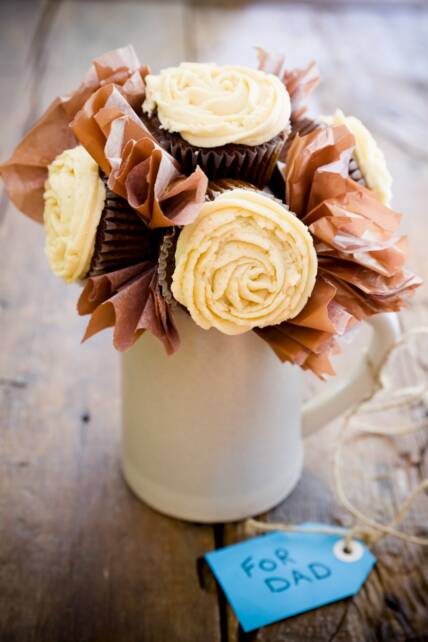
left=1, top=1, right=427, bottom=641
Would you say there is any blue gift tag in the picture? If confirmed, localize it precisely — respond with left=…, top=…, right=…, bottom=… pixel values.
left=205, top=523, right=376, bottom=633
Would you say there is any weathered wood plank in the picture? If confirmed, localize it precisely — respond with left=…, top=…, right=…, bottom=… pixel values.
left=0, top=0, right=46, bottom=159
left=0, top=2, right=220, bottom=642
left=1, top=1, right=427, bottom=641
left=190, top=3, right=428, bottom=640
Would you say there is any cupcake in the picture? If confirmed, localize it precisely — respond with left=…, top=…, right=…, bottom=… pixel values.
left=171, top=180, right=317, bottom=335
left=141, top=63, right=291, bottom=188
left=321, top=109, right=392, bottom=205
left=43, top=145, right=157, bottom=282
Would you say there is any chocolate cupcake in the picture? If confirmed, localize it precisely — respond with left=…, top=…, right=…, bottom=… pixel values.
left=43, top=145, right=157, bottom=282
left=142, top=63, right=291, bottom=188
left=171, top=179, right=317, bottom=335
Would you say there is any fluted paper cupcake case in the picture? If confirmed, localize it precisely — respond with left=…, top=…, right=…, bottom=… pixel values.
left=88, top=177, right=159, bottom=277
left=142, top=113, right=285, bottom=189
left=205, top=178, right=254, bottom=201
left=157, top=228, right=180, bottom=305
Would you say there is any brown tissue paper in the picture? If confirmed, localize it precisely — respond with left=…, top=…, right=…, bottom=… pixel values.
left=0, top=45, right=148, bottom=222
left=78, top=261, right=180, bottom=355
left=257, top=47, right=321, bottom=162
left=257, top=47, right=320, bottom=123
left=71, top=84, right=208, bottom=228
left=257, top=125, right=421, bottom=378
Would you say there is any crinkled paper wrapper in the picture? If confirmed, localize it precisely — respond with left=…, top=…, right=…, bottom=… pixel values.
left=0, top=45, right=149, bottom=222
left=70, top=84, right=207, bottom=228
left=78, top=261, right=180, bottom=355
left=257, top=47, right=320, bottom=162
left=257, top=125, right=421, bottom=378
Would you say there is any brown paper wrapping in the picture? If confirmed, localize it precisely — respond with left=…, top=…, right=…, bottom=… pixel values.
left=256, top=277, right=353, bottom=378
left=257, top=48, right=320, bottom=123
left=280, top=117, right=319, bottom=163
left=282, top=62, right=320, bottom=123
left=157, top=228, right=180, bottom=305
left=286, top=125, right=355, bottom=216
left=257, top=48, right=321, bottom=162
left=78, top=261, right=180, bottom=355
left=71, top=84, right=208, bottom=228
left=0, top=45, right=148, bottom=222
left=258, top=125, right=421, bottom=378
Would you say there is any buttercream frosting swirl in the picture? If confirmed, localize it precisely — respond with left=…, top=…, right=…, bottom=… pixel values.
left=143, top=63, right=291, bottom=147
left=321, top=109, right=392, bottom=205
left=43, top=145, right=106, bottom=282
left=172, top=187, right=317, bottom=335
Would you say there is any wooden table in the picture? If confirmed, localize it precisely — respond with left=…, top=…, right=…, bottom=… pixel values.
left=1, top=1, right=427, bottom=640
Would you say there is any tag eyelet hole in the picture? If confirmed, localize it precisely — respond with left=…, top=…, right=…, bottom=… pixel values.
left=333, top=538, right=364, bottom=562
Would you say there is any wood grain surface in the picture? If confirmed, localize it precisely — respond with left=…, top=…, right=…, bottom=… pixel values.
left=0, top=1, right=427, bottom=641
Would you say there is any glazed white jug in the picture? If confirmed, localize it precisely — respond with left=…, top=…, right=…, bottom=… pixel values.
left=121, top=310, right=400, bottom=523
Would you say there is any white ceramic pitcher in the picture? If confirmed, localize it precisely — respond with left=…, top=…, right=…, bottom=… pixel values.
left=121, top=310, right=400, bottom=523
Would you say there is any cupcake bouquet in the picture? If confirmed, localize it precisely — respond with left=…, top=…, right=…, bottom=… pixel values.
left=0, top=45, right=421, bottom=378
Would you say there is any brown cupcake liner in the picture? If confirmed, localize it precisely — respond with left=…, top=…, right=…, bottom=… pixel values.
left=88, top=180, right=159, bottom=277
left=157, top=228, right=180, bottom=305
left=206, top=178, right=254, bottom=201
left=142, top=113, right=285, bottom=189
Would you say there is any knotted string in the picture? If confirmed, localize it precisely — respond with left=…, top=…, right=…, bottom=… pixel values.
left=245, top=327, right=428, bottom=552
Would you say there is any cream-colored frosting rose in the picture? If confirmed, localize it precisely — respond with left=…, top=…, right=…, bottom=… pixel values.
left=321, top=109, right=392, bottom=205
left=172, top=188, right=317, bottom=335
left=143, top=63, right=291, bottom=147
left=43, top=145, right=106, bottom=283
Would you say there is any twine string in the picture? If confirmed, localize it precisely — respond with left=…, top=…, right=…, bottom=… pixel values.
left=245, top=327, right=428, bottom=551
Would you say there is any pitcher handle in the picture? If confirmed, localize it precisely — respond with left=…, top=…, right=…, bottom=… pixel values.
left=302, top=313, right=401, bottom=438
